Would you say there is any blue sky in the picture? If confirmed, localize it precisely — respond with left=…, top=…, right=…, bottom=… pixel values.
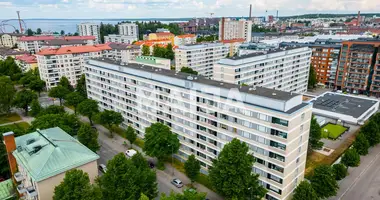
left=0, top=0, right=379, bottom=19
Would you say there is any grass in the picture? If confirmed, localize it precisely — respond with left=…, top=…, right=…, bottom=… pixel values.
left=321, top=123, right=347, bottom=139
left=0, top=113, right=22, bottom=124
left=135, top=138, right=144, bottom=148
left=1, top=122, right=30, bottom=131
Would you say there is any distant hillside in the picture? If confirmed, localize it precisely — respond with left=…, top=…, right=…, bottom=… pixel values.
left=281, top=13, right=380, bottom=19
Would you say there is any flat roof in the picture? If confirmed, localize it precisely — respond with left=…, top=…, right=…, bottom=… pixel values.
left=228, top=46, right=305, bottom=60
left=311, top=92, right=378, bottom=118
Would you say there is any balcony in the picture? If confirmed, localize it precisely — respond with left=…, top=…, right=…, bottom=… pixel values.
left=26, top=187, right=38, bottom=198
left=14, top=172, right=24, bottom=182
left=17, top=183, right=26, bottom=194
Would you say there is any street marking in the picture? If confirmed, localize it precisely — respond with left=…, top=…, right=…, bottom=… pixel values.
left=338, top=149, right=380, bottom=200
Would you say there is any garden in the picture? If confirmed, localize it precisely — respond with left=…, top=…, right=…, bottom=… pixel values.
left=321, top=123, right=348, bottom=139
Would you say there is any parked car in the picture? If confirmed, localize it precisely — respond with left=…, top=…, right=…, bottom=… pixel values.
left=98, top=164, right=107, bottom=173
left=171, top=178, right=183, bottom=188
left=125, top=149, right=137, bottom=157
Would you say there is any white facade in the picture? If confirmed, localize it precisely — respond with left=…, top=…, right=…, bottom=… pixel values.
left=104, top=34, right=138, bottom=44
left=214, top=47, right=312, bottom=94
left=102, top=44, right=140, bottom=63
left=77, top=23, right=100, bottom=43
left=118, top=23, right=139, bottom=37
left=175, top=43, right=229, bottom=78
left=174, top=35, right=197, bottom=46
left=219, top=18, right=253, bottom=42
left=0, top=34, right=22, bottom=48
left=85, top=58, right=312, bottom=200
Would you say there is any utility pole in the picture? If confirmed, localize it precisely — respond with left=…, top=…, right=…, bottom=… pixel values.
left=17, top=11, right=23, bottom=33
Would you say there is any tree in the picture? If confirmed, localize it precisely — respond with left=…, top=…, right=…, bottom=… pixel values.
left=309, top=116, right=323, bottom=150
left=60, top=30, right=65, bottom=36
left=76, top=74, right=87, bottom=98
left=38, top=105, right=65, bottom=116
left=184, top=155, right=201, bottom=184
left=353, top=132, right=370, bottom=155
left=152, top=45, right=166, bottom=58
left=58, top=76, right=74, bottom=91
left=360, top=120, right=380, bottom=146
left=310, top=165, right=338, bottom=198
left=143, top=123, right=180, bottom=169
left=98, top=153, right=158, bottom=200
left=160, top=190, right=207, bottom=200
left=125, top=125, right=137, bottom=147
left=142, top=45, right=150, bottom=56
left=308, top=65, right=317, bottom=89
left=292, top=181, right=319, bottom=200
left=36, top=28, right=42, bottom=35
left=77, top=124, right=100, bottom=152
left=53, top=169, right=102, bottom=200
left=139, top=193, right=149, bottom=200
left=77, top=99, right=99, bottom=125
left=30, top=99, right=42, bottom=117
left=29, top=79, right=45, bottom=96
left=13, top=90, right=37, bottom=115
left=0, top=76, right=16, bottom=114
left=26, top=28, right=34, bottom=36
left=49, top=86, right=70, bottom=106
left=165, top=43, right=174, bottom=60
left=341, top=148, right=360, bottom=168
left=0, top=139, right=10, bottom=179
left=98, top=110, right=123, bottom=137
left=65, top=92, right=85, bottom=114
left=180, top=67, right=198, bottom=75
left=30, top=113, right=81, bottom=136
left=332, top=163, right=347, bottom=180
left=209, top=138, right=267, bottom=200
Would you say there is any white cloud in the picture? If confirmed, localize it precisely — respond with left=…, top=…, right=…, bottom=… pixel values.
left=0, top=2, right=12, bottom=6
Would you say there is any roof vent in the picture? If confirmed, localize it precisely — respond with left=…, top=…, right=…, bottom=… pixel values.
left=187, top=76, right=194, bottom=80
left=17, top=146, right=23, bottom=153
left=220, top=82, right=224, bottom=85
left=194, top=77, right=198, bottom=80
left=272, top=92, right=276, bottom=96
left=26, top=138, right=36, bottom=145
left=358, top=105, right=361, bottom=108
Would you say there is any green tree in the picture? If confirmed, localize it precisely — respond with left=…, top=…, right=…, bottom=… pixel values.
left=139, top=193, right=149, bottom=200
left=165, top=43, right=174, bottom=60
left=65, top=92, right=85, bottom=114
left=98, top=153, right=158, bottom=200
left=332, top=163, right=347, bottom=180
left=26, top=28, right=34, bottom=36
left=309, top=116, right=323, bottom=150
left=125, top=125, right=137, bottom=147
left=98, top=110, right=123, bottom=137
left=142, top=45, right=150, bottom=56
left=360, top=120, right=380, bottom=146
left=180, top=67, right=198, bottom=75
left=19, top=71, right=38, bottom=87
left=13, top=90, right=37, bottom=115
left=30, top=113, right=81, bottom=136
left=77, top=124, right=100, bottom=152
left=310, top=165, right=338, bottom=198
left=184, top=155, right=201, bottom=184
left=209, top=138, right=267, bottom=200
left=60, top=30, right=65, bottom=36
left=308, top=65, right=317, bottom=89
left=36, top=28, right=42, bottom=35
left=160, top=190, right=207, bottom=200
left=143, top=123, right=180, bottom=169
left=77, top=99, right=99, bottom=125
left=292, top=181, right=319, bottom=200
left=0, top=139, right=9, bottom=179
left=49, top=86, right=70, bottom=106
left=341, top=148, right=360, bottom=168
left=0, top=76, right=16, bottom=114
left=58, top=76, right=74, bottom=91
left=30, top=99, right=42, bottom=117
left=99, top=22, right=118, bottom=43
left=76, top=74, right=87, bottom=98
left=152, top=45, right=166, bottom=58
left=38, top=105, right=65, bottom=116
left=353, top=132, right=370, bottom=155
left=53, top=169, right=102, bottom=200
left=29, top=79, right=45, bottom=96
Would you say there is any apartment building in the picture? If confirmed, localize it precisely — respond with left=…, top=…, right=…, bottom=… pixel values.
left=77, top=23, right=101, bottom=43
left=221, top=38, right=246, bottom=57
left=104, top=34, right=138, bottom=44
left=213, top=47, right=312, bottom=94
left=174, top=34, right=196, bottom=46
left=15, top=54, right=38, bottom=72
left=175, top=43, right=230, bottom=78
left=3, top=127, right=99, bottom=200
left=118, top=23, right=139, bottom=37
left=0, top=33, right=24, bottom=48
left=36, top=44, right=111, bottom=89
left=335, top=39, right=380, bottom=96
left=219, top=18, right=253, bottom=42
left=102, top=42, right=140, bottom=63
left=85, top=58, right=312, bottom=200
left=132, top=55, right=171, bottom=70
left=148, top=32, right=175, bottom=42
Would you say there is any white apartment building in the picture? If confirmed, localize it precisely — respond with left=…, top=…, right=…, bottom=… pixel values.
left=77, top=23, right=101, bottom=43
left=175, top=43, right=229, bottom=78
left=214, top=47, right=312, bottom=94
left=219, top=18, right=253, bottom=42
left=174, top=34, right=197, bottom=46
left=36, top=45, right=111, bottom=89
left=102, top=42, right=140, bottom=63
left=104, top=34, right=138, bottom=44
left=85, top=58, right=312, bottom=200
left=0, top=33, right=24, bottom=48
left=118, top=23, right=139, bottom=37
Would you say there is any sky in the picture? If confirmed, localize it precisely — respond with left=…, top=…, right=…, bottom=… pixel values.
left=0, top=0, right=380, bottom=19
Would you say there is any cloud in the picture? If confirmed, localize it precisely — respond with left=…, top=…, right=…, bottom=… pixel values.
left=0, top=1, right=12, bottom=6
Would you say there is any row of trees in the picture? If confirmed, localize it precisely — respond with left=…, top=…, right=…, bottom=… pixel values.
left=26, top=28, right=68, bottom=36
left=196, top=35, right=218, bottom=43
left=142, top=44, right=175, bottom=60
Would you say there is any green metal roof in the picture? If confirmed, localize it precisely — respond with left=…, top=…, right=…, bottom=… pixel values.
left=0, top=179, right=15, bottom=200
left=135, top=56, right=167, bottom=64
left=13, top=127, right=99, bottom=182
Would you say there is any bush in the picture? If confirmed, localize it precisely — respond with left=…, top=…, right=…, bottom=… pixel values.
left=332, top=163, right=347, bottom=180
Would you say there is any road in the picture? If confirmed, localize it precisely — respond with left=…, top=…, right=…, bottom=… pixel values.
left=330, top=144, right=380, bottom=200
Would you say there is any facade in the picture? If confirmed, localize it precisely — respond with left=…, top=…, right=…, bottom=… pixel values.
left=102, top=42, right=140, bottom=63
left=335, top=39, right=380, bottom=96
left=85, top=58, right=312, bottom=200
left=221, top=38, right=245, bottom=57
left=133, top=56, right=171, bottom=70
left=174, top=43, right=230, bottom=78
left=219, top=18, right=253, bottom=42
left=0, top=33, right=24, bottom=48
left=174, top=34, right=196, bottom=46
left=148, top=32, right=175, bottom=42
left=104, top=34, right=138, bottom=44
left=2, top=127, right=99, bottom=200
left=36, top=44, right=111, bottom=89
left=77, top=23, right=101, bottom=43
left=213, top=47, right=312, bottom=94
left=15, top=54, right=38, bottom=72
left=118, top=23, right=139, bottom=37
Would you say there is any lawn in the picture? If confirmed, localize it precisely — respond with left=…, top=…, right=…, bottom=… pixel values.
left=321, top=123, right=347, bottom=139
left=0, top=113, right=22, bottom=124
left=1, top=122, right=30, bottom=131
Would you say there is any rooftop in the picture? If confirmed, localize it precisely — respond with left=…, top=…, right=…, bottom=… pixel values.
left=37, top=44, right=111, bottom=55
left=12, top=127, right=99, bottom=182
left=0, top=47, right=29, bottom=56
left=19, top=35, right=96, bottom=42
left=176, top=34, right=196, bottom=38
left=177, top=42, right=226, bottom=49
left=221, top=38, right=246, bottom=43
left=15, top=54, right=37, bottom=64
left=227, top=46, right=305, bottom=60
left=0, top=179, right=14, bottom=200
left=151, top=32, right=174, bottom=36
left=0, top=33, right=25, bottom=37
left=41, top=39, right=87, bottom=46
left=108, top=42, right=140, bottom=50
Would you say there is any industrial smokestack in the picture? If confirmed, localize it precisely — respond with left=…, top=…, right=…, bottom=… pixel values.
left=221, top=17, right=225, bottom=41
left=357, top=11, right=361, bottom=26
left=249, top=4, right=252, bottom=19
left=277, top=10, right=279, bottom=20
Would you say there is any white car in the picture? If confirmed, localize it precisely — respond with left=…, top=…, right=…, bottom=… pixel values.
left=98, top=164, right=107, bottom=173
left=125, top=149, right=137, bottom=157
left=171, top=178, right=183, bottom=188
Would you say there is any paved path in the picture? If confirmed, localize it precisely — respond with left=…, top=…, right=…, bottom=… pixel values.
left=0, top=120, right=25, bottom=126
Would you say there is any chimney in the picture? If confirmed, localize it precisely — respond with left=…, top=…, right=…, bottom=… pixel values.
left=221, top=17, right=225, bottom=41
left=2, top=132, right=17, bottom=176
left=357, top=11, right=361, bottom=26
left=249, top=4, right=252, bottom=19
left=277, top=10, right=279, bottom=20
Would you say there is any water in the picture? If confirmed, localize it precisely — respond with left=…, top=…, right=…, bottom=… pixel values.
left=1, top=19, right=188, bottom=34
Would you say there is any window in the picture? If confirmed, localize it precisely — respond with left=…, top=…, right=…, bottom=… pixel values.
left=301, top=113, right=305, bottom=120
left=269, top=152, right=285, bottom=162
left=272, top=117, right=288, bottom=126
left=270, top=141, right=286, bottom=151
left=268, top=163, right=284, bottom=173
left=270, top=129, right=287, bottom=139
left=300, top=125, right=304, bottom=132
